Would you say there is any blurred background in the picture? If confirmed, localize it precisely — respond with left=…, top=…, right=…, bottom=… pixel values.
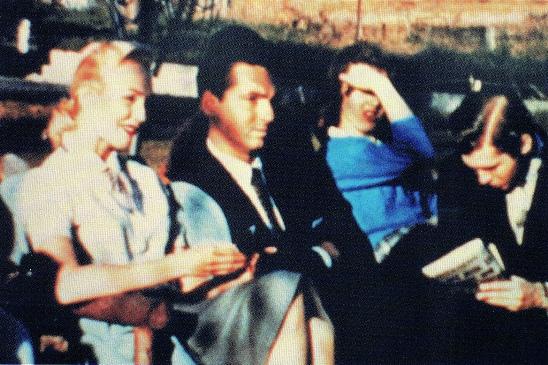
left=0, top=0, right=546, bottom=169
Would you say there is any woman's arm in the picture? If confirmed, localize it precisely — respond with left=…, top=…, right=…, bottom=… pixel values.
left=338, top=63, right=413, bottom=122
left=32, top=236, right=246, bottom=305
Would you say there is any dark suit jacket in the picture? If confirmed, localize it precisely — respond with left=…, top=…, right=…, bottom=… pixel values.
left=435, top=153, right=548, bottom=363
left=0, top=196, right=14, bottom=265
left=167, top=114, right=379, bottom=361
left=167, top=114, right=376, bottom=278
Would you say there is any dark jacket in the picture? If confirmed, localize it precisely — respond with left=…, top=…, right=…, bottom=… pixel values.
left=167, top=114, right=380, bottom=360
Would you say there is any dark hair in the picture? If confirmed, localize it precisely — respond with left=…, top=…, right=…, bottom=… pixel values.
left=321, top=42, right=389, bottom=129
left=124, top=43, right=156, bottom=80
left=456, top=92, right=545, bottom=157
left=328, top=42, right=388, bottom=82
left=197, top=25, right=270, bottom=97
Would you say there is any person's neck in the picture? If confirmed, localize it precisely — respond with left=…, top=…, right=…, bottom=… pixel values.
left=509, top=156, right=533, bottom=190
left=62, top=130, right=112, bottom=161
left=208, top=125, right=252, bottom=164
left=338, top=116, right=365, bottom=136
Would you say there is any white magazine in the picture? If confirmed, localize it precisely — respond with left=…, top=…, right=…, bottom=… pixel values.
left=422, top=238, right=505, bottom=286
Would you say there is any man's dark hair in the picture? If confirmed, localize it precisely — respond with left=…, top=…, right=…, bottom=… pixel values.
left=456, top=92, right=545, bottom=157
left=197, top=25, right=270, bottom=97
left=321, top=42, right=390, bottom=131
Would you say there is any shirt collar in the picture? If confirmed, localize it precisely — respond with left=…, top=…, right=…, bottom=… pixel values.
left=206, top=138, right=262, bottom=185
left=507, top=158, right=542, bottom=198
left=328, top=125, right=378, bottom=143
left=525, top=158, right=542, bottom=185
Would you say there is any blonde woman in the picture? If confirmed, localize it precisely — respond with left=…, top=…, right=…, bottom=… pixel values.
left=19, top=42, right=246, bottom=364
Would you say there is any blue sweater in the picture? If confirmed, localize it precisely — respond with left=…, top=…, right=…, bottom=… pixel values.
left=326, top=116, right=437, bottom=248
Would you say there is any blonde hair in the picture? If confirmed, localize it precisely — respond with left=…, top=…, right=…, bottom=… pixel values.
left=47, top=41, right=148, bottom=148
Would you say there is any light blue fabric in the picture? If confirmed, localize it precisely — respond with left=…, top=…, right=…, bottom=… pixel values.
left=326, top=115, right=437, bottom=248
left=170, top=181, right=232, bottom=245
left=0, top=173, right=29, bottom=264
left=0, top=307, right=34, bottom=365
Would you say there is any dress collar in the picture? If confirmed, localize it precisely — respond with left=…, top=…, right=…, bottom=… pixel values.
left=60, top=133, right=118, bottom=174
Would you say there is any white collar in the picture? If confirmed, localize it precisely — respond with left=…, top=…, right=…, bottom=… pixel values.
left=206, top=138, right=262, bottom=186
left=505, top=158, right=542, bottom=244
left=327, top=125, right=378, bottom=143
left=525, top=158, right=542, bottom=185
left=60, top=134, right=112, bottom=174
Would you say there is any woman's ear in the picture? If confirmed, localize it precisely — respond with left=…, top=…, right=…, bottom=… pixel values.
left=339, top=79, right=349, bottom=97
left=200, top=90, right=220, bottom=117
left=74, top=82, right=100, bottom=111
left=520, top=133, right=533, bottom=156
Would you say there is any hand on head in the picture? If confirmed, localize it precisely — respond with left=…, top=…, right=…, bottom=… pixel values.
left=338, top=63, right=390, bottom=96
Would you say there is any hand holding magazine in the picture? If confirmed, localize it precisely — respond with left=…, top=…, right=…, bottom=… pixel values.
left=422, top=238, right=506, bottom=290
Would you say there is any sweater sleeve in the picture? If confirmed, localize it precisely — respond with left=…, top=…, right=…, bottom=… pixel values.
left=390, top=115, right=434, bottom=159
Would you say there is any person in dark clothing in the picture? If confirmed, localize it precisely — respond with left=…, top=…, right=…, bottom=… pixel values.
left=168, top=25, right=379, bottom=364
left=430, top=90, right=548, bottom=363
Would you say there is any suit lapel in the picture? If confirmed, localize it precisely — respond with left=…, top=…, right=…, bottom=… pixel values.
left=187, top=143, right=273, bottom=254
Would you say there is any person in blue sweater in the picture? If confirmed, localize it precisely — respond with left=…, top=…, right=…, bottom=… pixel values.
left=323, top=43, right=437, bottom=264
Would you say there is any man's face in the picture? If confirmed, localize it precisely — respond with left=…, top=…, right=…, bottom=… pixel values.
left=461, top=142, right=518, bottom=191
left=207, top=62, right=275, bottom=161
left=338, top=63, right=384, bottom=135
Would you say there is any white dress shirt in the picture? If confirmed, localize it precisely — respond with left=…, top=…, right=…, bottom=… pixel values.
left=19, top=141, right=174, bottom=364
left=206, top=139, right=332, bottom=268
left=206, top=138, right=285, bottom=231
left=505, top=158, right=542, bottom=245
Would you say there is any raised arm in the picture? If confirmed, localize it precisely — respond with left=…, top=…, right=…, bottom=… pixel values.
left=338, top=64, right=433, bottom=157
left=338, top=63, right=412, bottom=123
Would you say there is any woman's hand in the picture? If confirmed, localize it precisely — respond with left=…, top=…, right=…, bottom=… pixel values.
left=205, top=253, right=260, bottom=299
left=338, top=63, right=390, bottom=97
left=338, top=63, right=412, bottom=122
left=176, top=244, right=247, bottom=277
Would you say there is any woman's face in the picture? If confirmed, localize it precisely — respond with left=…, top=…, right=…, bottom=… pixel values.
left=338, top=63, right=384, bottom=136
left=87, top=60, right=149, bottom=155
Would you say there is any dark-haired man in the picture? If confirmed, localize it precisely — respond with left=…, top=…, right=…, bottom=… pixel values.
left=444, top=92, right=548, bottom=363
left=459, top=94, right=548, bottom=311
left=168, top=25, right=376, bottom=365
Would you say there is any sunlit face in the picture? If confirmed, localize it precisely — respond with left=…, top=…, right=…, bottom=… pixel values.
left=338, top=63, right=384, bottom=135
left=461, top=142, right=518, bottom=191
left=89, top=60, right=148, bottom=155
left=207, top=62, right=276, bottom=161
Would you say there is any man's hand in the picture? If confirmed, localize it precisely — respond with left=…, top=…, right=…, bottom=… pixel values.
left=476, top=275, right=547, bottom=312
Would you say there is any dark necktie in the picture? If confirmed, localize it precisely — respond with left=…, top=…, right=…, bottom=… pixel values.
left=251, top=167, right=283, bottom=235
